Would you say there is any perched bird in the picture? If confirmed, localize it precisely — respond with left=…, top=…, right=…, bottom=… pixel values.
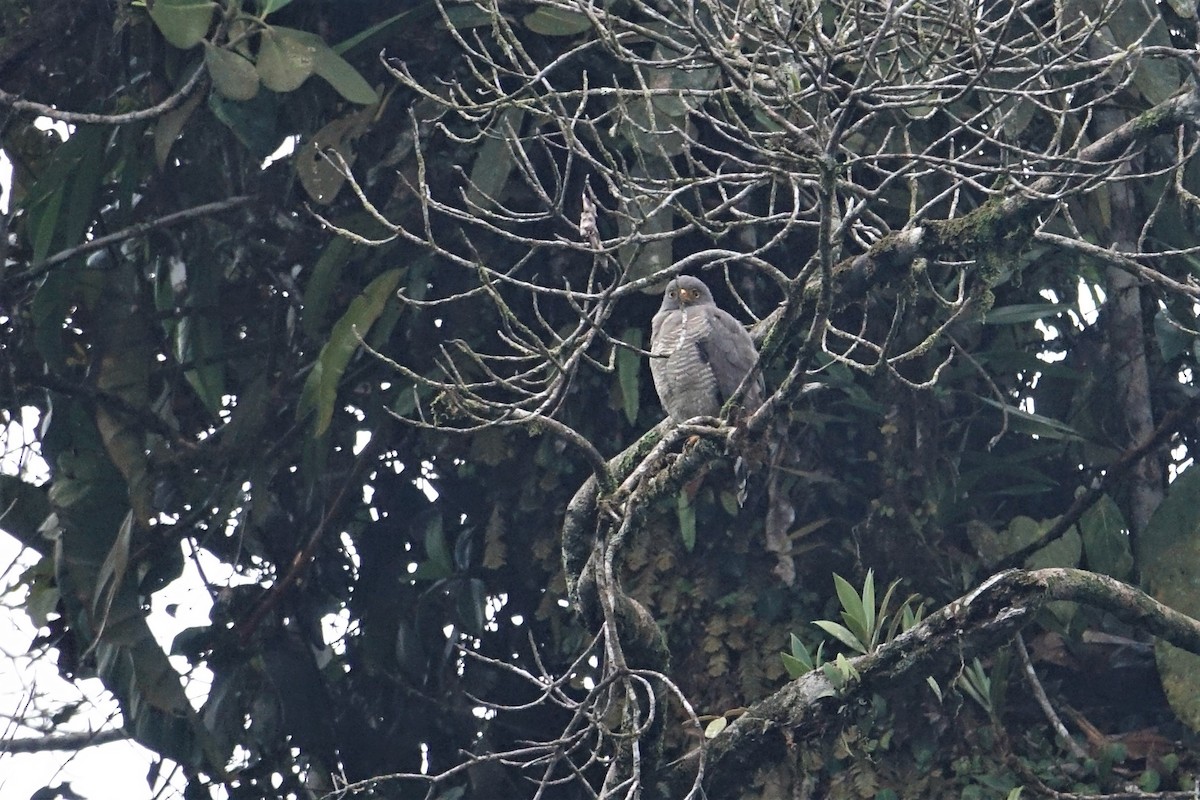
left=651, top=276, right=796, bottom=580
left=649, top=275, right=763, bottom=423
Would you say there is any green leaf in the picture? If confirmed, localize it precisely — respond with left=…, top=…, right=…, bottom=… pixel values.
left=425, top=514, right=452, bottom=574
left=303, top=235, right=354, bottom=337
left=297, top=269, right=403, bottom=435
left=969, top=515, right=1049, bottom=564
left=616, top=77, right=687, bottom=157
left=257, top=0, right=296, bottom=16
left=208, top=90, right=280, bottom=160
left=790, top=633, right=807, bottom=660
left=979, top=398, right=1084, bottom=442
left=91, top=592, right=222, bottom=767
left=616, top=328, right=642, bottom=425
left=1138, top=466, right=1200, bottom=733
left=782, top=632, right=817, bottom=677
left=1104, top=1, right=1182, bottom=104
left=441, top=6, right=495, bottom=30
left=1155, top=309, right=1192, bottom=364
left=781, top=652, right=808, bottom=679
left=831, top=573, right=868, bottom=644
left=467, top=107, right=523, bottom=209
left=148, top=0, right=214, bottom=49
left=154, top=88, right=204, bottom=168
left=456, top=578, right=488, bottom=637
left=29, top=180, right=64, bottom=265
left=523, top=7, right=591, bottom=36
left=175, top=261, right=227, bottom=416
left=956, top=658, right=992, bottom=713
left=875, top=579, right=903, bottom=644
left=648, top=57, right=719, bottom=116
left=676, top=488, right=696, bottom=552
left=91, top=511, right=135, bottom=628
left=813, top=620, right=868, bottom=654
left=333, top=7, right=434, bottom=55
left=860, top=569, right=876, bottom=645
left=1076, top=494, right=1132, bottom=580
left=297, top=104, right=375, bottom=204
left=93, top=269, right=155, bottom=524
left=1140, top=466, right=1200, bottom=568
left=822, top=660, right=846, bottom=689
left=1024, top=528, right=1081, bottom=570
left=822, top=652, right=859, bottom=686
left=23, top=125, right=107, bottom=266
left=45, top=396, right=222, bottom=772
left=704, top=717, right=728, bottom=738
left=256, top=27, right=317, bottom=93
left=205, top=43, right=261, bottom=100
left=1139, top=769, right=1161, bottom=793
left=309, top=34, right=378, bottom=104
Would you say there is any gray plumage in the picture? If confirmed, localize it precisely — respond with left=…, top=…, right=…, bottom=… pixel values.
left=649, top=276, right=763, bottom=423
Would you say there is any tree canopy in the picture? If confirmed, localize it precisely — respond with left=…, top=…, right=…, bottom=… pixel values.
left=6, top=0, right=1200, bottom=797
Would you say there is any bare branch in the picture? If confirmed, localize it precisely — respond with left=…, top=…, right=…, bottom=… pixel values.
left=0, top=728, right=128, bottom=753
left=0, top=67, right=206, bottom=125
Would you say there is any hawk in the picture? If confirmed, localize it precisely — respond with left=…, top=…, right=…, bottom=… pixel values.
left=649, top=275, right=763, bottom=422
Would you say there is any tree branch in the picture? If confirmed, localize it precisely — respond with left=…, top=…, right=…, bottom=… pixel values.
left=20, top=195, right=255, bottom=279
left=0, top=728, right=128, bottom=753
left=0, top=66, right=207, bottom=126
left=687, top=568, right=1200, bottom=800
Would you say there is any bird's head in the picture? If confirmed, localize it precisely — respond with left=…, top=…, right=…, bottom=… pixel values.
left=661, top=276, right=713, bottom=309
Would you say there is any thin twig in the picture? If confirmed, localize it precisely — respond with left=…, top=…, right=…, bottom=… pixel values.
left=22, top=195, right=255, bottom=279
left=0, top=67, right=206, bottom=125
left=1016, top=633, right=1089, bottom=760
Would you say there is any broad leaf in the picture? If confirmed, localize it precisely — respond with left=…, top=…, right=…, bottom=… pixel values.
left=1076, top=495, right=1132, bottom=580
left=303, top=235, right=354, bottom=337
left=979, top=398, right=1084, bottom=442
left=208, top=90, right=281, bottom=159
left=297, top=269, right=404, bottom=435
left=154, top=89, right=204, bottom=168
left=309, top=33, right=378, bottom=104
left=205, top=44, right=261, bottom=101
left=1139, top=466, right=1200, bottom=733
left=256, top=26, right=318, bottom=93
left=832, top=573, right=867, bottom=644
left=467, top=107, right=523, bottom=210
left=523, top=8, right=591, bottom=36
left=258, top=0, right=297, bottom=16
left=814, top=620, right=868, bottom=654
left=297, top=105, right=375, bottom=204
left=148, top=0, right=214, bottom=50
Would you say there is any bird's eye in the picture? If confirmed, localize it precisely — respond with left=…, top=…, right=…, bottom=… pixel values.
left=668, top=289, right=677, bottom=297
